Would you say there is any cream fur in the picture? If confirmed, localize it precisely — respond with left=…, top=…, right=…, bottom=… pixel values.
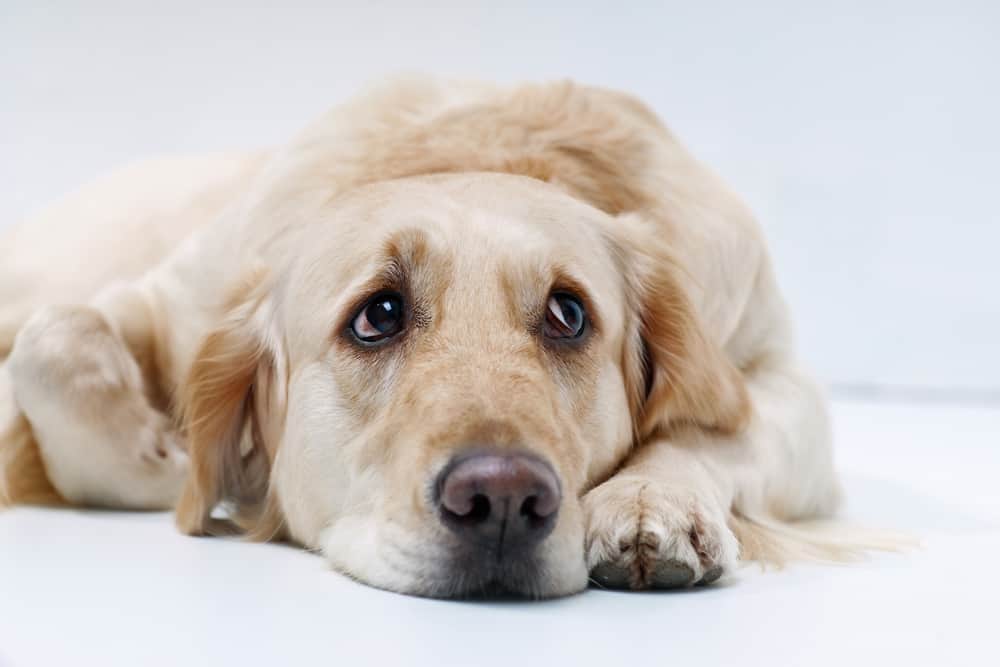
left=1, top=77, right=856, bottom=598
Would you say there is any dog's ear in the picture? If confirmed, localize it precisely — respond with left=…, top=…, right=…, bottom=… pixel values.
left=175, top=271, right=287, bottom=540
left=613, top=218, right=751, bottom=439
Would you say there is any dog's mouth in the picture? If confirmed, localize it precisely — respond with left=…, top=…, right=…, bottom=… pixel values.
left=426, top=554, right=550, bottom=600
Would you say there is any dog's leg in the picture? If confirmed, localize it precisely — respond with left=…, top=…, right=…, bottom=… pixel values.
left=6, top=284, right=187, bottom=509
left=0, top=363, right=65, bottom=506
left=583, top=362, right=840, bottom=589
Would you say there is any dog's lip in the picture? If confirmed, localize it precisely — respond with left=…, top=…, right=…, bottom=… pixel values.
left=424, top=575, right=545, bottom=601
left=448, top=579, right=536, bottom=601
left=418, top=548, right=549, bottom=600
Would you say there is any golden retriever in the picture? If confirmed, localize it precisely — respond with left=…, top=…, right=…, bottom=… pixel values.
left=1, top=77, right=852, bottom=598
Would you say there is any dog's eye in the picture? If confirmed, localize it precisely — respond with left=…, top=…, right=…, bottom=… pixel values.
left=350, top=292, right=405, bottom=343
left=543, top=293, right=586, bottom=339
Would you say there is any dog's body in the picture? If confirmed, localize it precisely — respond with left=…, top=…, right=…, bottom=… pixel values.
left=0, top=78, right=843, bottom=597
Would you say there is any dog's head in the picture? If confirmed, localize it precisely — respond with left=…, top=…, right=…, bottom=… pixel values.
left=175, top=172, right=748, bottom=598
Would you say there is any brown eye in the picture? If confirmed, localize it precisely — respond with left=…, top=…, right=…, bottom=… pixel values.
left=543, top=293, right=586, bottom=339
left=350, top=292, right=405, bottom=344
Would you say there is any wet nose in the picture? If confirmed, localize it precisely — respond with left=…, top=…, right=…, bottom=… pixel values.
left=436, top=451, right=561, bottom=554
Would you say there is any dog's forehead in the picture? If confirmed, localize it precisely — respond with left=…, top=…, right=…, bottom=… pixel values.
left=293, top=173, right=621, bottom=288
left=341, top=173, right=611, bottom=240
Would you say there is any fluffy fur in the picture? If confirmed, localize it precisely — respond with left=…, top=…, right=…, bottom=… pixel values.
left=1, top=78, right=870, bottom=597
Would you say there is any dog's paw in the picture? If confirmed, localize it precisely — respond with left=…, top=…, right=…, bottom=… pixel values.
left=129, top=413, right=189, bottom=507
left=583, top=478, right=738, bottom=589
left=136, top=421, right=189, bottom=470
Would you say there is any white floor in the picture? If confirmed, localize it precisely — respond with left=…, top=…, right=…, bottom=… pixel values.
left=1, top=399, right=997, bottom=667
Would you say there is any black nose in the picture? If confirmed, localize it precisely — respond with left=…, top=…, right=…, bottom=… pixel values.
left=436, top=451, right=561, bottom=555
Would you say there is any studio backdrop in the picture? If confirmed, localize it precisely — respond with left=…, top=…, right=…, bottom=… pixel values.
left=2, top=0, right=997, bottom=395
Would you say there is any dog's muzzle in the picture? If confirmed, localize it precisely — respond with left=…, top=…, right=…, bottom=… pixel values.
left=431, top=449, right=561, bottom=595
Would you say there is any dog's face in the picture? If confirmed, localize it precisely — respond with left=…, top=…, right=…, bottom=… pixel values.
left=176, top=173, right=748, bottom=598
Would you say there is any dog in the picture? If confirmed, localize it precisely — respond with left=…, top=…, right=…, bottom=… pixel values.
left=0, top=77, right=851, bottom=598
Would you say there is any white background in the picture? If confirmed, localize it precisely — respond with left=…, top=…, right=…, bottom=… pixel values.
left=3, top=0, right=998, bottom=396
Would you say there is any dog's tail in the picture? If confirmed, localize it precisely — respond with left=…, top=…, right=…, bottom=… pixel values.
left=730, top=512, right=913, bottom=567
left=0, top=365, right=66, bottom=509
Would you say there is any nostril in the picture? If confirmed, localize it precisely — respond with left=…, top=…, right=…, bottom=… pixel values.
left=519, top=495, right=544, bottom=528
left=448, top=494, right=491, bottom=524
left=520, top=489, right=558, bottom=525
left=520, top=495, right=538, bottom=518
left=441, top=487, right=493, bottom=522
left=468, top=494, right=491, bottom=522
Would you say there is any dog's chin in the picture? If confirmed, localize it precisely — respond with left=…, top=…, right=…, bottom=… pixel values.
left=320, top=515, right=588, bottom=600
left=338, top=549, right=583, bottom=601
left=418, top=553, right=555, bottom=600
left=387, top=532, right=591, bottom=600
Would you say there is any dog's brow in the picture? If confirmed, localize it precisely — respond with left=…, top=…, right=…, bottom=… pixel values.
left=382, top=227, right=431, bottom=275
left=348, top=227, right=432, bottom=293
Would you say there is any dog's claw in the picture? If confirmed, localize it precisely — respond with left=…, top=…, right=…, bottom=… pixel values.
left=699, top=566, right=724, bottom=585
left=651, top=560, right=696, bottom=588
left=590, top=562, right=631, bottom=589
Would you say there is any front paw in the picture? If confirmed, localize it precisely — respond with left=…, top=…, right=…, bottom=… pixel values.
left=583, top=478, right=738, bottom=589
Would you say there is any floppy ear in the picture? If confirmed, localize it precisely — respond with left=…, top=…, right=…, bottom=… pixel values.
left=615, top=221, right=751, bottom=439
left=175, top=273, right=287, bottom=540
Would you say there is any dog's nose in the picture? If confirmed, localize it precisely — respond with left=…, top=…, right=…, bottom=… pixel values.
left=436, top=451, right=561, bottom=554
